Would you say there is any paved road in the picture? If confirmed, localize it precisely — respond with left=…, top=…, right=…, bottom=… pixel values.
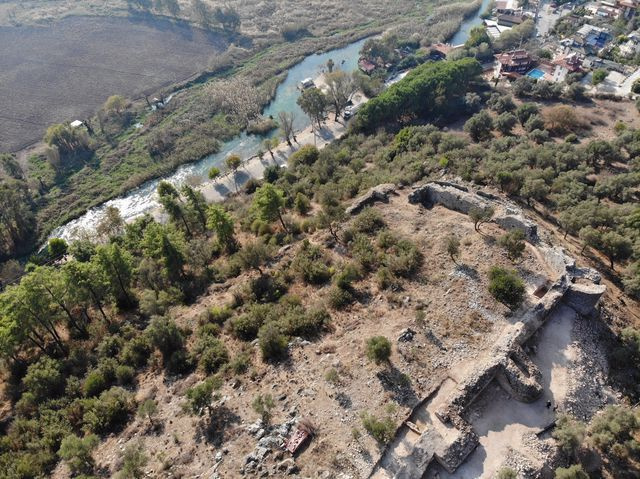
left=536, top=2, right=562, bottom=37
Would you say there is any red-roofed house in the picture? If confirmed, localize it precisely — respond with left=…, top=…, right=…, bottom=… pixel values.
left=358, top=58, right=376, bottom=75
left=494, top=49, right=534, bottom=77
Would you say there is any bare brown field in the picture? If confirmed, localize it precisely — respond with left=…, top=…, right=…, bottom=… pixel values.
left=0, top=15, right=229, bottom=151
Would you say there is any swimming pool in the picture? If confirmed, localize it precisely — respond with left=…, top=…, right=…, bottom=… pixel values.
left=527, top=68, right=545, bottom=80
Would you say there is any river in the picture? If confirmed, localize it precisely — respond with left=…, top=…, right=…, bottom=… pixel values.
left=52, top=0, right=489, bottom=241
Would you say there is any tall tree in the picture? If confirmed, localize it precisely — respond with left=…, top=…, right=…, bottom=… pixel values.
left=278, top=111, right=296, bottom=146
left=181, top=185, right=208, bottom=232
left=29, top=266, right=88, bottom=337
left=225, top=154, right=243, bottom=193
left=95, top=243, right=135, bottom=308
left=0, top=179, right=36, bottom=259
left=157, top=181, right=192, bottom=236
left=214, top=6, right=241, bottom=32
left=297, top=88, right=328, bottom=130
left=252, top=184, right=288, bottom=233
left=1, top=281, right=66, bottom=355
left=207, top=205, right=237, bottom=252
left=191, top=0, right=211, bottom=28
left=63, top=260, right=111, bottom=324
left=325, top=70, right=356, bottom=121
left=97, top=206, right=125, bottom=239
left=141, top=223, right=186, bottom=284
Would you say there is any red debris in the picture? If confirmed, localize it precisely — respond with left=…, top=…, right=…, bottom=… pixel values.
left=284, top=419, right=315, bottom=454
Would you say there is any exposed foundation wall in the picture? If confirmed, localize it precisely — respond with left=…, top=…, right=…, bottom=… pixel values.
left=369, top=182, right=606, bottom=478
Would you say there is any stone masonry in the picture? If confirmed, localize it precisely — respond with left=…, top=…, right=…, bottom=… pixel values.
left=369, top=182, right=606, bottom=478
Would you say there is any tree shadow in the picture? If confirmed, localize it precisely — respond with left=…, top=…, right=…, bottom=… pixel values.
left=423, top=328, right=447, bottom=351
left=454, top=263, right=478, bottom=280
left=334, top=392, right=352, bottom=409
left=195, top=405, right=241, bottom=446
left=376, top=364, right=419, bottom=407
left=213, top=182, right=231, bottom=196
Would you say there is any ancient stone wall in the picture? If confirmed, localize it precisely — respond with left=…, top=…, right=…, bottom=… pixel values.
left=369, top=181, right=606, bottom=479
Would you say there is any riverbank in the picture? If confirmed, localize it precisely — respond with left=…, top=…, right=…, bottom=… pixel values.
left=200, top=80, right=368, bottom=203
left=41, top=0, right=487, bottom=246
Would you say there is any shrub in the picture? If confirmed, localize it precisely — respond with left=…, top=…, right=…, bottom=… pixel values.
left=23, top=357, right=65, bottom=401
left=366, top=336, right=392, bottom=364
left=497, top=468, right=517, bottom=479
left=252, top=393, right=275, bottom=424
left=208, top=305, right=233, bottom=324
left=116, top=365, right=135, bottom=385
left=464, top=110, right=493, bottom=142
left=294, top=192, right=311, bottom=215
left=229, top=352, right=251, bottom=374
left=280, top=308, right=330, bottom=338
left=165, top=350, right=192, bottom=375
left=119, top=336, right=152, bottom=368
left=97, top=335, right=124, bottom=359
left=516, top=103, right=539, bottom=125
left=488, top=267, right=525, bottom=309
left=495, top=112, right=517, bottom=135
left=263, top=165, right=280, bottom=183
left=360, top=411, right=395, bottom=443
left=231, top=304, right=275, bottom=340
left=590, top=405, right=640, bottom=455
left=325, top=368, right=340, bottom=385
left=385, top=238, right=422, bottom=277
left=351, top=234, right=379, bottom=271
left=498, top=229, right=526, bottom=261
left=83, top=387, right=134, bottom=434
left=328, top=285, right=355, bottom=309
left=377, top=230, right=398, bottom=249
left=84, top=370, right=109, bottom=397
left=249, top=274, right=287, bottom=303
left=288, top=144, right=319, bottom=166
left=592, top=68, right=607, bottom=85
left=524, top=114, right=545, bottom=133
left=196, top=337, right=229, bottom=374
left=292, top=240, right=332, bottom=284
left=552, top=414, right=585, bottom=457
left=137, top=399, right=158, bottom=427
left=376, top=267, right=399, bottom=290
left=258, top=322, right=288, bottom=361
left=555, top=464, right=588, bottom=479
left=145, top=316, right=185, bottom=361
left=334, top=263, right=361, bottom=289
left=185, top=377, right=222, bottom=416
left=115, top=441, right=147, bottom=479
left=353, top=208, right=386, bottom=234
left=58, top=434, right=99, bottom=475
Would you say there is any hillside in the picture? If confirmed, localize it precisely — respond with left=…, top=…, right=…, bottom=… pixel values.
left=3, top=22, right=640, bottom=479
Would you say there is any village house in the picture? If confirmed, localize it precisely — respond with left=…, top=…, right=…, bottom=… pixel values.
left=494, top=0, right=521, bottom=14
left=551, top=51, right=584, bottom=82
left=357, top=58, right=376, bottom=75
left=484, top=19, right=512, bottom=39
left=497, top=13, right=526, bottom=27
left=494, top=49, right=535, bottom=77
left=619, top=31, right=640, bottom=57
left=617, top=0, right=638, bottom=18
left=561, top=23, right=612, bottom=53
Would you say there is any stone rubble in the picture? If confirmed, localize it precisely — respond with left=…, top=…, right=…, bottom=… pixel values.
left=241, top=418, right=299, bottom=476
